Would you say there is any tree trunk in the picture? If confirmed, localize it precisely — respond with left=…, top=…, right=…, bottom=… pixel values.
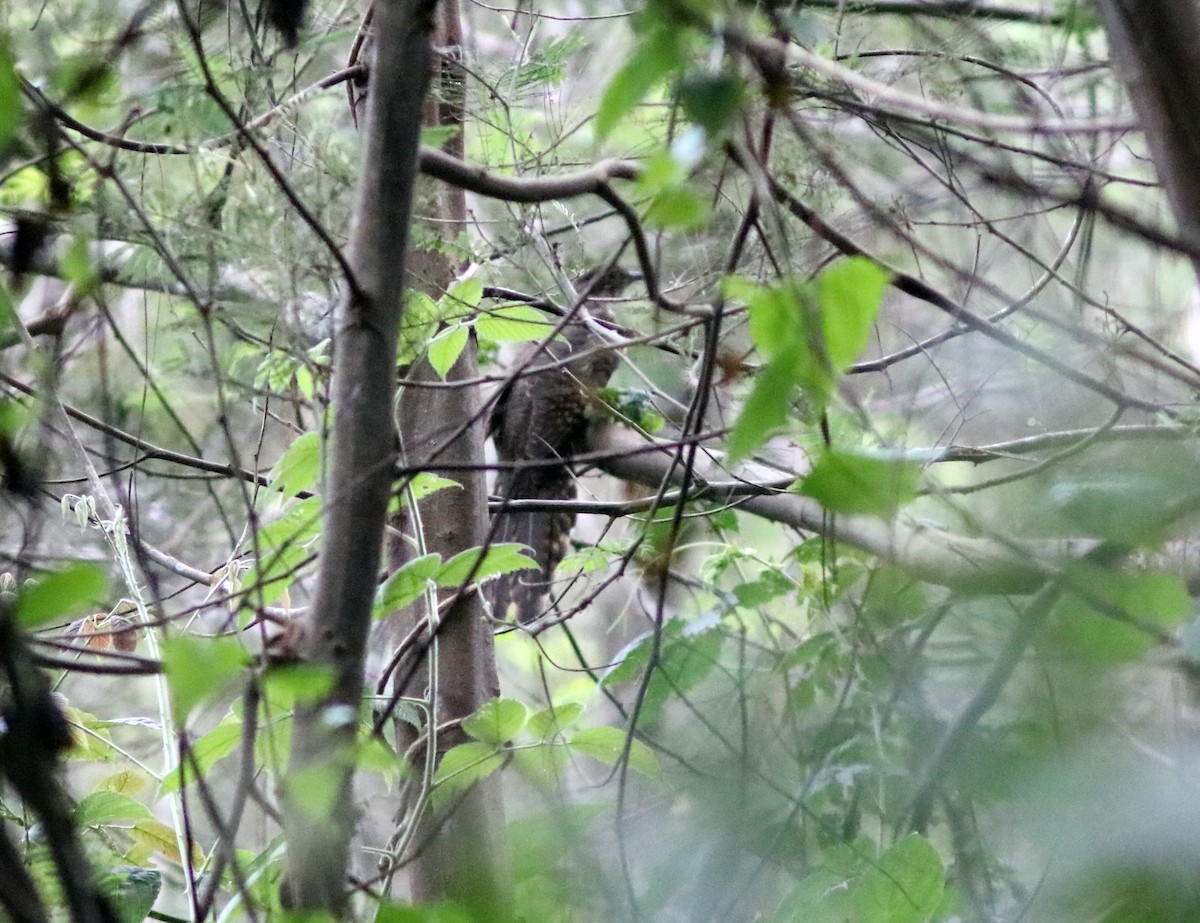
left=387, top=0, right=510, bottom=910
left=281, top=0, right=435, bottom=912
left=1095, top=0, right=1200, bottom=280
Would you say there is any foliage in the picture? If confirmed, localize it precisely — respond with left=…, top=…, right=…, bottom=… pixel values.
left=2, top=0, right=1199, bottom=921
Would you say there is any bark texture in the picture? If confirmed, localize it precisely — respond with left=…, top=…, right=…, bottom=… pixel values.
left=281, top=0, right=435, bottom=911
left=1095, top=0, right=1200, bottom=279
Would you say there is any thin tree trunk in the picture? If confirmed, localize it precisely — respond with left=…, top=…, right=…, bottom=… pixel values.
left=281, top=0, right=435, bottom=911
left=1095, top=0, right=1200, bottom=281
left=388, top=0, right=510, bottom=910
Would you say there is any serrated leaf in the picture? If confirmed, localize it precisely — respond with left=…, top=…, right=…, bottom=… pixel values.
left=463, top=697, right=528, bottom=745
left=74, top=791, right=153, bottom=827
left=15, top=562, right=107, bottom=628
left=428, top=324, right=470, bottom=379
left=569, top=726, right=660, bottom=778
left=817, top=257, right=889, bottom=371
left=269, top=432, right=321, bottom=495
left=556, top=546, right=610, bottom=575
left=798, top=448, right=921, bottom=518
left=159, top=716, right=243, bottom=796
left=444, top=277, right=483, bottom=311
left=595, top=28, right=683, bottom=139
left=436, top=543, right=538, bottom=588
left=476, top=304, right=555, bottom=343
left=161, top=635, right=248, bottom=723
left=374, top=553, right=442, bottom=619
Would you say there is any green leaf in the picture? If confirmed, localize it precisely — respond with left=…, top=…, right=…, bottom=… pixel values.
left=61, top=236, right=100, bottom=295
left=432, top=742, right=506, bottom=809
left=405, top=473, right=462, bottom=503
left=270, top=432, right=321, bottom=495
left=436, top=543, right=538, bottom=588
left=15, top=562, right=107, bottom=628
left=159, top=716, right=243, bottom=795
left=428, top=324, right=470, bottom=379
left=463, top=697, right=528, bottom=746
left=0, top=43, right=21, bottom=153
left=595, top=28, right=683, bottom=139
left=103, top=866, right=162, bottom=923
left=725, top=360, right=800, bottom=464
left=798, top=448, right=921, bottom=517
left=475, top=304, right=555, bottom=343
left=376, top=901, right=476, bottom=923
left=161, top=635, right=247, bottom=723
left=1050, top=566, right=1190, bottom=668
left=373, top=553, right=442, bottom=619
left=74, top=791, right=153, bottom=827
left=645, top=186, right=710, bottom=230
left=678, top=73, right=745, bottom=135
left=261, top=663, right=335, bottom=707
left=526, top=701, right=585, bottom=740
left=852, top=835, right=945, bottom=923
left=569, top=726, right=660, bottom=778
left=817, top=257, right=889, bottom=371
left=444, top=278, right=483, bottom=311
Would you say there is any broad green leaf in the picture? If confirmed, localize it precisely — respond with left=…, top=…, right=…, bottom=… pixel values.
left=817, top=257, right=889, bottom=371
left=428, top=324, right=470, bottom=379
left=595, top=28, right=683, bottom=139
left=162, top=635, right=247, bottom=723
left=1048, top=475, right=1198, bottom=546
left=242, top=543, right=309, bottom=610
left=678, top=73, right=745, bottom=135
left=853, top=835, right=945, bottom=923
left=128, top=818, right=193, bottom=866
left=526, top=701, right=585, bottom=740
left=432, top=741, right=506, bottom=808
left=270, top=432, right=321, bottom=495
left=645, top=186, right=710, bottom=230
left=376, top=902, right=476, bottom=923
left=15, top=562, right=107, bottom=628
left=569, top=726, right=660, bottom=778
left=374, top=553, right=442, bottom=618
left=436, top=543, right=538, bottom=588
left=96, top=769, right=150, bottom=796
left=160, top=716, right=243, bottom=796
left=444, top=277, right=483, bottom=311
left=798, top=448, right=921, bottom=517
left=1050, top=566, right=1190, bottom=668
left=0, top=44, right=20, bottom=153
left=261, top=663, right=334, bottom=707
left=556, top=546, right=610, bottom=575
left=463, top=697, right=528, bottom=746
left=61, top=236, right=100, bottom=295
left=725, top=360, right=800, bottom=464
left=405, top=473, right=462, bottom=503
left=476, top=304, right=555, bottom=342
left=74, top=791, right=153, bottom=827
left=735, top=276, right=803, bottom=363
left=103, top=866, right=162, bottom=923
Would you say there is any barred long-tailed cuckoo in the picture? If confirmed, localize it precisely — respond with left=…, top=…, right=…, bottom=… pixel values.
left=486, top=265, right=638, bottom=623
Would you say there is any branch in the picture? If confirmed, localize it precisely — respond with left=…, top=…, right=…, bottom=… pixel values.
left=592, top=426, right=1091, bottom=594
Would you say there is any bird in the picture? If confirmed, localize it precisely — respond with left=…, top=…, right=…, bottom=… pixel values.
left=485, top=265, right=638, bottom=623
